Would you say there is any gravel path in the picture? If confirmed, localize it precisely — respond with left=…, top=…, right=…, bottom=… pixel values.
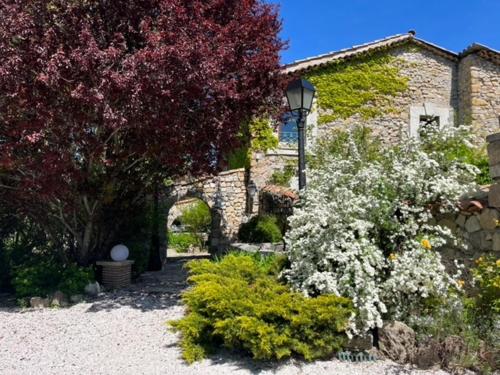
left=0, top=259, right=450, bottom=375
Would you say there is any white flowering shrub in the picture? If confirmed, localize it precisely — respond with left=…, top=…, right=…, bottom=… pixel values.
left=284, top=125, right=478, bottom=334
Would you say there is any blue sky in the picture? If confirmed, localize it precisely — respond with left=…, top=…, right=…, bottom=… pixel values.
left=275, top=0, right=500, bottom=64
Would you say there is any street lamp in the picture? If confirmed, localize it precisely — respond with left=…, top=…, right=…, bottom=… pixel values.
left=285, top=78, right=316, bottom=190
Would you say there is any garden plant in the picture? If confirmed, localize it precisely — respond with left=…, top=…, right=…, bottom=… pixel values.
left=170, top=253, right=353, bottom=363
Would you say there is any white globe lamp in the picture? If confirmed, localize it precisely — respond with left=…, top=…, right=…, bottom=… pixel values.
left=110, top=244, right=129, bottom=262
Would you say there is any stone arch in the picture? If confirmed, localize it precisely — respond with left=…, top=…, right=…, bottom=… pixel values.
left=160, top=168, right=247, bottom=254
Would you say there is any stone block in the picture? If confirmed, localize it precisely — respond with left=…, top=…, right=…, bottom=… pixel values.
left=414, top=339, right=441, bottom=369
left=30, top=297, right=50, bottom=308
left=346, top=334, right=373, bottom=351
left=455, top=214, right=467, bottom=228
left=481, top=232, right=493, bottom=251
left=489, top=165, right=500, bottom=181
left=479, top=208, right=499, bottom=230
left=438, top=218, right=457, bottom=232
left=469, top=231, right=493, bottom=251
left=70, top=294, right=84, bottom=304
left=50, top=291, right=68, bottom=307
left=487, top=142, right=500, bottom=166
left=464, top=215, right=481, bottom=233
left=493, top=232, right=500, bottom=251
left=488, top=184, right=500, bottom=207
left=84, top=281, right=101, bottom=296
left=472, top=98, right=488, bottom=106
left=469, top=232, right=482, bottom=251
left=378, top=321, right=415, bottom=364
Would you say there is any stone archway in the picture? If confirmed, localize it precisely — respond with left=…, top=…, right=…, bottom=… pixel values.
left=161, top=168, right=247, bottom=254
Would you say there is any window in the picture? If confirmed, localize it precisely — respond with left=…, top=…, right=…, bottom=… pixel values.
left=409, top=103, right=453, bottom=138
left=279, top=112, right=299, bottom=145
left=418, top=115, right=440, bottom=137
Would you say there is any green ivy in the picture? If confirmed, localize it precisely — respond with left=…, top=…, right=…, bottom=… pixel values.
left=226, top=118, right=278, bottom=170
left=305, top=54, right=409, bottom=124
left=269, top=160, right=297, bottom=187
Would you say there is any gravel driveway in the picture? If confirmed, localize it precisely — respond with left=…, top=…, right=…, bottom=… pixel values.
left=0, top=259, right=450, bottom=375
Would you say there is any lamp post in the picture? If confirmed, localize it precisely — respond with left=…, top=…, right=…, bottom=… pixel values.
left=285, top=78, right=316, bottom=190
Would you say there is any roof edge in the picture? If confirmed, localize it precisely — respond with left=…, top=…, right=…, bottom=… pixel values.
left=460, top=43, right=500, bottom=65
left=283, top=32, right=460, bottom=74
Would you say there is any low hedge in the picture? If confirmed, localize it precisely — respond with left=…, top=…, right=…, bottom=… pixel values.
left=12, top=261, right=94, bottom=298
left=168, top=232, right=199, bottom=253
left=169, top=253, right=353, bottom=363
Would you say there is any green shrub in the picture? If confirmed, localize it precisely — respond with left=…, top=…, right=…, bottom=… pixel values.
left=419, top=124, right=492, bottom=185
left=269, top=161, right=296, bottom=187
left=168, top=232, right=199, bottom=253
left=176, top=200, right=211, bottom=250
left=12, top=261, right=94, bottom=298
left=181, top=201, right=211, bottom=234
left=409, top=257, right=500, bottom=373
left=169, top=253, right=353, bottom=363
left=227, top=147, right=250, bottom=170
left=470, top=256, right=500, bottom=327
left=308, top=125, right=383, bottom=170
left=238, top=215, right=283, bottom=243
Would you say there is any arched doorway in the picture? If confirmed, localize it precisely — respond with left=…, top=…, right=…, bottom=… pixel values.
left=166, top=197, right=212, bottom=257
left=158, top=168, right=248, bottom=261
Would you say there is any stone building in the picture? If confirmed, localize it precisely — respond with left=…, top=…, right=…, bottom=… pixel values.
left=250, top=31, right=500, bottom=193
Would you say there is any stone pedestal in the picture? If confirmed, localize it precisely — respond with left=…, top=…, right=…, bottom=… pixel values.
left=96, top=260, right=134, bottom=289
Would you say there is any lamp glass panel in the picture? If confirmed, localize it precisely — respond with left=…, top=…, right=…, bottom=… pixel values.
left=286, top=87, right=302, bottom=111
left=302, top=88, right=315, bottom=112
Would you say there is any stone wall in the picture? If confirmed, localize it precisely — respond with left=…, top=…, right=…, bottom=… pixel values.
left=258, top=185, right=298, bottom=231
left=313, top=45, right=458, bottom=145
left=162, top=168, right=247, bottom=252
left=250, top=151, right=296, bottom=190
left=437, top=189, right=498, bottom=278
left=459, top=54, right=500, bottom=140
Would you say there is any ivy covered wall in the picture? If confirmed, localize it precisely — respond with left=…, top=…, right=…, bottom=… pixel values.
left=305, top=54, right=409, bottom=124
left=302, top=44, right=459, bottom=145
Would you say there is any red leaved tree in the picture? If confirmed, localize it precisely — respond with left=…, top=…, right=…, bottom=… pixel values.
left=0, top=0, right=284, bottom=265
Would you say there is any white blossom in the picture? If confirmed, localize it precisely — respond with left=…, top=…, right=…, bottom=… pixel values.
left=284, top=126, right=477, bottom=334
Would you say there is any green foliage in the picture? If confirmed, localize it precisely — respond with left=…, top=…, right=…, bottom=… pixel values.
left=226, top=118, right=278, bottom=170
left=250, top=118, right=279, bottom=152
left=238, top=215, right=283, bottom=243
left=309, top=125, right=383, bottom=170
left=168, top=232, right=199, bottom=253
left=173, top=200, right=212, bottom=251
left=12, top=261, right=94, bottom=298
left=471, top=256, right=500, bottom=323
left=410, top=257, right=500, bottom=373
left=169, top=254, right=353, bottom=363
left=411, top=294, right=497, bottom=374
left=419, top=125, right=492, bottom=185
left=227, top=147, right=250, bottom=170
left=305, top=54, right=409, bottom=124
left=181, top=201, right=211, bottom=234
left=269, top=160, right=296, bottom=187
left=414, top=300, right=483, bottom=372
left=310, top=123, right=490, bottom=186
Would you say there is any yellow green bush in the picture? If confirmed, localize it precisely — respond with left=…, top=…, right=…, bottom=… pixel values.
left=169, top=253, right=353, bottom=363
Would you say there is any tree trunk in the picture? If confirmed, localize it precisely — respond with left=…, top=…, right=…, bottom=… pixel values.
left=148, top=184, right=162, bottom=271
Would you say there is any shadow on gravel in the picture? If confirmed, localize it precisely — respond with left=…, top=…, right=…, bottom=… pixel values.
left=0, top=293, right=18, bottom=311
left=85, top=258, right=198, bottom=313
